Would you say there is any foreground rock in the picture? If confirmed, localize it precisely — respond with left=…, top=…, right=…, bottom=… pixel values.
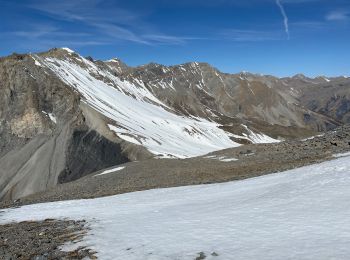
left=0, top=219, right=95, bottom=259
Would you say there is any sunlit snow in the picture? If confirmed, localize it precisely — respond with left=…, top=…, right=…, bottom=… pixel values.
left=241, top=124, right=280, bottom=143
left=40, top=51, right=278, bottom=158
left=204, top=155, right=238, bottom=162
left=333, top=152, right=350, bottom=158
left=94, top=166, right=125, bottom=177
left=61, top=47, right=75, bottom=54
left=2, top=157, right=350, bottom=259
left=31, top=55, right=43, bottom=67
left=42, top=111, right=57, bottom=124
left=41, top=54, right=240, bottom=158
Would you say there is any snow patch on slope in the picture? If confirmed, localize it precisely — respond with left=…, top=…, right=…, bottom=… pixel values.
left=42, top=55, right=239, bottom=158
left=95, top=166, right=125, bottom=177
left=241, top=124, right=280, bottom=143
left=61, top=47, right=75, bottom=54
left=2, top=157, right=350, bottom=259
left=301, top=134, right=324, bottom=141
left=333, top=152, right=350, bottom=158
left=31, top=55, right=43, bottom=67
left=42, top=111, right=57, bottom=124
left=107, top=58, right=119, bottom=63
left=204, top=155, right=238, bottom=162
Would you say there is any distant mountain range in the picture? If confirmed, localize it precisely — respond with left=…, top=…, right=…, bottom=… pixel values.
left=0, top=47, right=349, bottom=200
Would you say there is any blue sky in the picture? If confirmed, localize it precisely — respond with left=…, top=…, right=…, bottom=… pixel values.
left=0, top=0, right=349, bottom=77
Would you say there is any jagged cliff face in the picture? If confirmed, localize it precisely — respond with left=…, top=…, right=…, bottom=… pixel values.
left=0, top=48, right=347, bottom=201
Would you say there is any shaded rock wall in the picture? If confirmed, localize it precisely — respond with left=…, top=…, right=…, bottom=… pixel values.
left=59, top=129, right=129, bottom=183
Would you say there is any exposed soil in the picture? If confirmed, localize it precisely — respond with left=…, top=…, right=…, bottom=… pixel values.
left=0, top=219, right=95, bottom=260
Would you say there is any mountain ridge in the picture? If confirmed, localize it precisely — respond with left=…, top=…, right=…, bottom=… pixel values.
left=0, top=47, right=348, bottom=201
left=8, top=48, right=348, bottom=81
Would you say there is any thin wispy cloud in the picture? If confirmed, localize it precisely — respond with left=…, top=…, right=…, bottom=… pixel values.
left=326, top=10, right=349, bottom=21
left=275, top=0, right=290, bottom=40
left=1, top=0, right=345, bottom=54
left=4, top=23, right=109, bottom=50
left=221, top=29, right=283, bottom=42
left=142, top=35, right=204, bottom=45
left=24, top=0, right=191, bottom=46
left=11, top=24, right=92, bottom=40
left=157, top=0, right=323, bottom=7
left=12, top=24, right=58, bottom=39
left=282, top=0, right=321, bottom=3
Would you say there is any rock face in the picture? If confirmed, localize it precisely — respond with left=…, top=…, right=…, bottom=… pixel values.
left=0, top=48, right=348, bottom=201
left=59, top=129, right=129, bottom=183
left=0, top=51, right=138, bottom=201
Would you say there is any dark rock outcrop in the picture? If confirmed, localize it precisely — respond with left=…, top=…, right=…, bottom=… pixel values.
left=59, top=129, right=129, bottom=183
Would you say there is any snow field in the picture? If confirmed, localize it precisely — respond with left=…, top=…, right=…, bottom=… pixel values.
left=2, top=156, right=350, bottom=259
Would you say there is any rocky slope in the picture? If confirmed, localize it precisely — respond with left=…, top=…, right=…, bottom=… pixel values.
left=279, top=74, right=350, bottom=124
left=123, top=64, right=340, bottom=133
left=2, top=124, right=350, bottom=209
left=0, top=47, right=348, bottom=201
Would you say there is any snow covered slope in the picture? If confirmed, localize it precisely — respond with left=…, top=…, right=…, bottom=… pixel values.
left=37, top=49, right=277, bottom=158
left=2, top=155, right=350, bottom=259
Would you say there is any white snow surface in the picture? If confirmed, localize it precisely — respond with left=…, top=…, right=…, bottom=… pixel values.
left=2, top=157, right=350, bottom=259
left=301, top=134, right=324, bottom=141
left=219, top=157, right=238, bottom=162
left=106, top=58, right=119, bottom=63
left=31, top=55, right=43, bottom=67
left=321, top=76, right=330, bottom=82
left=41, top=54, right=241, bottom=158
left=48, top=113, right=57, bottom=124
left=204, top=155, right=238, bottom=162
left=333, top=152, right=350, bottom=158
left=241, top=124, right=280, bottom=143
left=42, top=111, right=57, bottom=123
left=95, top=166, right=125, bottom=176
left=61, top=47, right=75, bottom=54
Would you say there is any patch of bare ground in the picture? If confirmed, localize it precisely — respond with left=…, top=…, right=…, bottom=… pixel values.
left=0, top=219, right=96, bottom=259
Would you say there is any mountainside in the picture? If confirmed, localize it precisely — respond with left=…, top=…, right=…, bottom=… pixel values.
left=0, top=47, right=348, bottom=201
left=6, top=124, right=349, bottom=208
left=123, top=63, right=339, bottom=132
left=279, top=75, right=350, bottom=124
